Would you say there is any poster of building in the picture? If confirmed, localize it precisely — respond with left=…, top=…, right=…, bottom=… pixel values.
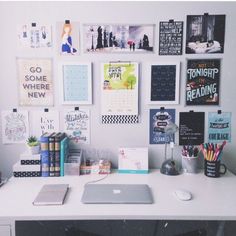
left=101, top=62, right=139, bottom=124
left=83, top=24, right=154, bottom=53
left=149, top=109, right=176, bottom=144
left=18, top=58, right=53, bottom=106
left=186, top=14, right=225, bottom=54
left=57, top=20, right=79, bottom=55
left=179, top=112, right=205, bottom=145
left=1, top=110, right=29, bottom=144
left=148, top=63, right=180, bottom=104
left=63, top=109, right=90, bottom=144
left=159, top=21, right=183, bottom=55
left=208, top=112, right=231, bottom=143
left=186, top=59, right=220, bottom=106
left=17, top=23, right=52, bottom=49
left=30, top=110, right=59, bottom=138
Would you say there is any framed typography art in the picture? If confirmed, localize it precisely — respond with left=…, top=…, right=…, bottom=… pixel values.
left=17, top=58, right=53, bottom=106
left=186, top=59, right=220, bottom=106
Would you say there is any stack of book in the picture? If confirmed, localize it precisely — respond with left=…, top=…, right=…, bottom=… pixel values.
left=13, top=151, right=41, bottom=177
left=40, top=132, right=69, bottom=177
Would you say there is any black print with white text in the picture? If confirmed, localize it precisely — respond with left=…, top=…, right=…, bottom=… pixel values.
left=186, top=59, right=220, bottom=105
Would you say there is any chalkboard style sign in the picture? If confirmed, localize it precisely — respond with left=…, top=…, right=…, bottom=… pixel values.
left=159, top=20, right=183, bottom=55
left=186, top=14, right=225, bottom=54
left=179, top=112, right=205, bottom=145
left=186, top=59, right=220, bottom=106
left=148, top=63, right=180, bottom=104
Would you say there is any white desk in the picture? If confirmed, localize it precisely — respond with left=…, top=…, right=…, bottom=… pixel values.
left=0, top=170, right=236, bottom=236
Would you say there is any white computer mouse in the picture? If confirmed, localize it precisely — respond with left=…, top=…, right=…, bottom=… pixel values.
left=174, top=189, right=192, bottom=201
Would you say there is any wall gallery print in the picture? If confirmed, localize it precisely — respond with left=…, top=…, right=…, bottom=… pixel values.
left=18, top=58, right=53, bottom=106
left=186, top=14, right=225, bottom=54
left=83, top=24, right=154, bottom=53
left=1, top=110, right=29, bottom=144
left=17, top=23, right=52, bottom=49
left=159, top=20, right=183, bottom=55
left=101, top=62, right=139, bottom=124
left=179, top=112, right=205, bottom=145
left=59, top=62, right=92, bottom=104
left=149, top=109, right=176, bottom=144
left=57, top=20, right=79, bottom=55
left=186, top=59, right=220, bottom=106
left=30, top=110, right=59, bottom=138
left=63, top=109, right=90, bottom=144
left=208, top=112, right=231, bottom=143
left=148, top=63, right=180, bottom=104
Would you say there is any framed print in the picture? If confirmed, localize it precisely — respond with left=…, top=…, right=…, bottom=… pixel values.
left=17, top=58, right=53, bottom=106
left=59, top=62, right=92, bottom=105
left=83, top=24, right=154, bottom=53
left=159, top=20, right=183, bottom=55
left=186, top=14, right=225, bottom=54
left=208, top=112, right=231, bottom=143
left=57, top=20, right=79, bottom=55
left=179, top=111, right=205, bottom=145
left=148, top=62, right=180, bottom=104
left=1, top=110, right=29, bottom=144
left=63, top=109, right=90, bottom=144
left=149, top=108, right=176, bottom=144
left=30, top=110, right=60, bottom=137
left=186, top=59, right=220, bottom=106
left=101, top=62, right=139, bottom=124
left=17, top=23, right=52, bottom=49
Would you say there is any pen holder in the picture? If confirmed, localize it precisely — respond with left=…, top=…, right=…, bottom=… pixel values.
left=182, top=155, right=199, bottom=174
left=204, top=160, right=227, bottom=178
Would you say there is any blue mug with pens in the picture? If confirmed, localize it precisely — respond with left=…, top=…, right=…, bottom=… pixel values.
left=200, top=141, right=227, bottom=178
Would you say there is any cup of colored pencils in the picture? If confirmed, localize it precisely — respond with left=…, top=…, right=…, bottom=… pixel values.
left=200, top=141, right=227, bottom=178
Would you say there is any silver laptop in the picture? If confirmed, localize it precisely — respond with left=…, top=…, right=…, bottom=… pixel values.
left=33, top=184, right=69, bottom=206
left=81, top=184, right=153, bottom=204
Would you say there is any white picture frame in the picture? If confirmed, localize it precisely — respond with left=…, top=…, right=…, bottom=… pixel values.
left=17, top=58, right=53, bottom=106
left=59, top=62, right=92, bottom=105
left=147, top=62, right=180, bottom=105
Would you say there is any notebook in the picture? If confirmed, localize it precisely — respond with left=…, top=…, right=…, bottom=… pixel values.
left=81, top=184, right=153, bottom=204
left=33, top=184, right=69, bottom=206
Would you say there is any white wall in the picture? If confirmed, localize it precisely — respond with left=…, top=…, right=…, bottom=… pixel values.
left=0, top=1, right=236, bottom=178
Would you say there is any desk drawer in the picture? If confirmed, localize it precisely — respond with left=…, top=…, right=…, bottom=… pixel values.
left=0, top=225, right=11, bottom=236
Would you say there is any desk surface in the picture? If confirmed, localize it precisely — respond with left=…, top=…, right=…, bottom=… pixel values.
left=0, top=170, right=236, bottom=221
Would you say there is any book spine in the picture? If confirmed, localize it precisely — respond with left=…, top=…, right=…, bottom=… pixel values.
left=40, top=134, right=50, bottom=177
left=54, top=135, right=60, bottom=177
left=41, top=151, right=49, bottom=177
left=49, top=133, right=55, bottom=177
left=60, top=137, right=68, bottom=176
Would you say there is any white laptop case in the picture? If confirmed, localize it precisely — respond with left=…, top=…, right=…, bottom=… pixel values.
left=81, top=184, right=153, bottom=204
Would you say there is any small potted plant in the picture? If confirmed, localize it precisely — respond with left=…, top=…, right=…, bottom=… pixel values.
left=27, top=136, right=40, bottom=154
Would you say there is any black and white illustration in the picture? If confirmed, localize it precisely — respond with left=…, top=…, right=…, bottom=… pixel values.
left=186, top=14, right=225, bottom=54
